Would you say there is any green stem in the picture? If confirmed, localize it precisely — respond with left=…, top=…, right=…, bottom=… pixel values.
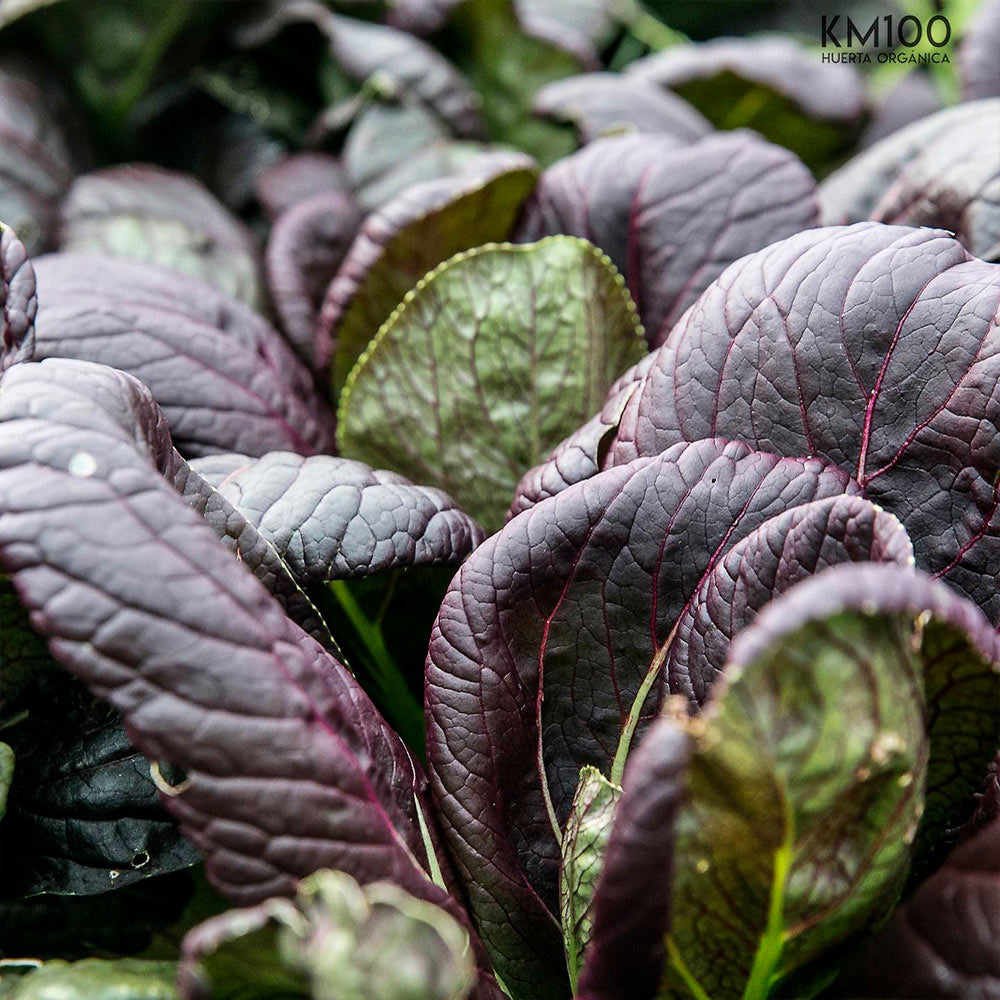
left=613, top=0, right=689, bottom=51
left=741, top=793, right=795, bottom=1000
left=667, top=938, right=714, bottom=1000
left=327, top=580, right=425, bottom=753
left=109, top=0, right=192, bottom=127
left=610, top=634, right=673, bottom=785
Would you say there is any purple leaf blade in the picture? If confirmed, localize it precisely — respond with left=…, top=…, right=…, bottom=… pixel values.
left=515, top=131, right=818, bottom=348
left=0, top=358, right=501, bottom=997
left=26, top=254, right=336, bottom=458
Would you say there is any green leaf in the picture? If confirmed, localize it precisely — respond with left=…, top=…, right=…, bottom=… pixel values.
left=4, top=960, right=177, bottom=1000
left=450, top=0, right=581, bottom=164
left=324, top=153, right=537, bottom=395
left=559, top=766, right=621, bottom=991
left=0, top=744, right=12, bottom=822
left=663, top=598, right=928, bottom=999
left=180, top=870, right=476, bottom=1000
left=0, top=577, right=199, bottom=896
left=337, top=237, right=646, bottom=528
left=913, top=613, right=1000, bottom=874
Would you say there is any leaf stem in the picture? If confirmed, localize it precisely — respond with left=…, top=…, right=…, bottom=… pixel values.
left=610, top=633, right=673, bottom=785
left=667, top=937, right=714, bottom=1000
left=327, top=580, right=424, bottom=753
left=741, top=792, right=795, bottom=1000
left=613, top=0, right=689, bottom=51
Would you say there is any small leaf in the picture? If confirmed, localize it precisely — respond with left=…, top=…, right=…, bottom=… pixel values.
left=179, top=870, right=476, bottom=1000
left=559, top=767, right=620, bottom=989
left=265, top=191, right=362, bottom=367
left=338, top=237, right=645, bottom=528
left=576, top=720, right=689, bottom=1000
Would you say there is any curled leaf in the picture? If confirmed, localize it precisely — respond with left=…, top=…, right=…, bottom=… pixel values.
left=265, top=191, right=362, bottom=367
left=627, top=35, right=867, bottom=169
left=0, top=225, right=36, bottom=371
left=179, top=869, right=477, bottom=1000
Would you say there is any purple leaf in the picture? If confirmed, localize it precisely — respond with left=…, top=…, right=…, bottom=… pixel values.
left=0, top=225, right=36, bottom=371
left=533, top=72, right=712, bottom=146
left=520, top=223, right=1000, bottom=625
left=859, top=71, right=942, bottom=148
left=627, top=35, right=867, bottom=127
left=188, top=450, right=485, bottom=584
left=426, top=439, right=877, bottom=995
left=820, top=101, right=1000, bottom=262
left=835, top=819, right=1000, bottom=998
left=265, top=191, right=363, bottom=367
left=26, top=253, right=336, bottom=458
left=0, top=358, right=501, bottom=997
left=58, top=165, right=263, bottom=307
left=960, top=0, right=1000, bottom=101
left=625, top=35, right=867, bottom=169
left=0, top=59, right=76, bottom=254
left=255, top=152, right=352, bottom=221
left=515, top=131, right=818, bottom=347
left=319, top=151, right=536, bottom=389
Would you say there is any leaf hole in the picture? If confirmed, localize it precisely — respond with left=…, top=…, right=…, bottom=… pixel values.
left=130, top=850, right=151, bottom=869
